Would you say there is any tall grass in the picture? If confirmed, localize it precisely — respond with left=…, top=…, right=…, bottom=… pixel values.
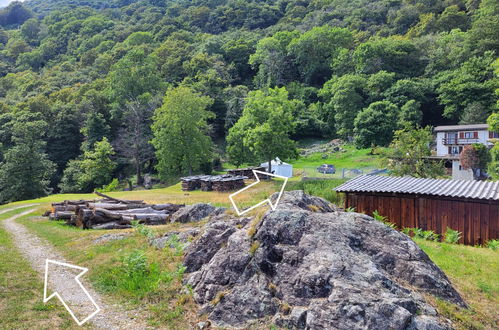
left=286, top=179, right=346, bottom=205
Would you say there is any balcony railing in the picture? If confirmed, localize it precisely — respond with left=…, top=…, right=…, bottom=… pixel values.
left=442, top=138, right=479, bottom=145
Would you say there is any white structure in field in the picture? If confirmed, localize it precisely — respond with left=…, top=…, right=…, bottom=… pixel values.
left=260, top=157, right=293, bottom=178
left=434, top=124, right=498, bottom=180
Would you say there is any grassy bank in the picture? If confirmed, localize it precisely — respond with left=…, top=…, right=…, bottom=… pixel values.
left=415, top=238, right=498, bottom=329
left=18, top=211, right=204, bottom=328
left=0, top=208, right=75, bottom=329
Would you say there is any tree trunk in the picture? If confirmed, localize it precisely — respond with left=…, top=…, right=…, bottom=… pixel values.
left=136, top=161, right=143, bottom=186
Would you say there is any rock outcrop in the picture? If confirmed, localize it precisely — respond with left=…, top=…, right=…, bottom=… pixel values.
left=170, top=203, right=225, bottom=223
left=184, top=191, right=465, bottom=329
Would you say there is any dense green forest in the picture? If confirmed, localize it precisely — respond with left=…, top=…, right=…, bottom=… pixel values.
left=0, top=0, right=497, bottom=202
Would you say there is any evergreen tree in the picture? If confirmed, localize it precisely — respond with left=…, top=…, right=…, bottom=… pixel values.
left=0, top=113, right=55, bottom=202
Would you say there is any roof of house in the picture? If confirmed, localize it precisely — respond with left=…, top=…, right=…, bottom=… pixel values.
left=261, top=157, right=292, bottom=167
left=335, top=175, right=499, bottom=201
left=434, top=124, right=488, bottom=132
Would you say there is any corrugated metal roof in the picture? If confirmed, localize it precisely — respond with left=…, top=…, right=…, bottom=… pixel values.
left=434, top=124, right=488, bottom=132
left=335, top=175, right=499, bottom=201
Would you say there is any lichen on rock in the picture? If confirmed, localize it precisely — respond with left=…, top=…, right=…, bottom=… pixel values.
left=183, top=191, right=465, bottom=329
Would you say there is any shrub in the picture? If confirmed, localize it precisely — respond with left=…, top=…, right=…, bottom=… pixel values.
left=444, top=227, right=462, bottom=244
left=401, top=227, right=411, bottom=236
left=132, top=221, right=156, bottom=239
left=412, top=228, right=424, bottom=238
left=372, top=210, right=397, bottom=229
left=422, top=230, right=439, bottom=242
left=98, top=178, right=120, bottom=192
left=486, top=239, right=499, bottom=251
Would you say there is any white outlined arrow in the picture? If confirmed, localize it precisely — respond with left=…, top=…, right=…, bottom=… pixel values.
left=43, top=259, right=100, bottom=326
left=229, top=170, right=289, bottom=216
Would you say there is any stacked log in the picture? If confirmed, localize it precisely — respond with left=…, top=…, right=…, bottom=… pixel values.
left=181, top=174, right=247, bottom=192
left=47, top=192, right=184, bottom=230
left=227, top=167, right=269, bottom=180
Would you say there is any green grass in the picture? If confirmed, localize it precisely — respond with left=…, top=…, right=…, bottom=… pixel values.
left=415, top=238, right=498, bottom=329
left=18, top=211, right=199, bottom=328
left=0, top=208, right=76, bottom=329
left=286, top=179, right=346, bottom=205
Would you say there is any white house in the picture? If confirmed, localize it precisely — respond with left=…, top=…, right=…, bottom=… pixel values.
left=434, top=124, right=498, bottom=180
left=260, top=157, right=293, bottom=178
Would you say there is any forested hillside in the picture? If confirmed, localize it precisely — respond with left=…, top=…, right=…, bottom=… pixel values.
left=0, top=0, right=497, bottom=202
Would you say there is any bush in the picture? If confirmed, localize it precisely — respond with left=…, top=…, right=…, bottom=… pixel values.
left=444, top=227, right=462, bottom=244
left=422, top=230, right=439, bottom=242
left=486, top=239, right=499, bottom=251
left=132, top=221, right=156, bottom=239
left=97, top=178, right=120, bottom=192
left=372, top=210, right=397, bottom=229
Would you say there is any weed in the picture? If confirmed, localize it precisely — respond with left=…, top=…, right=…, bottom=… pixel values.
left=372, top=210, right=397, bottom=229
left=486, top=239, right=499, bottom=251
left=412, top=228, right=424, bottom=238
left=421, top=230, right=439, bottom=242
left=308, top=204, right=320, bottom=212
left=249, top=241, right=260, bottom=255
left=211, top=291, right=228, bottom=305
left=401, top=227, right=411, bottom=236
left=132, top=221, right=156, bottom=239
left=165, top=234, right=186, bottom=256
left=444, top=227, right=461, bottom=244
left=286, top=179, right=345, bottom=205
left=280, top=301, right=291, bottom=315
left=345, top=206, right=356, bottom=212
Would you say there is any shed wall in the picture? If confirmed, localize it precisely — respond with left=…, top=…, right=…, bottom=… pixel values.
left=345, top=193, right=498, bottom=245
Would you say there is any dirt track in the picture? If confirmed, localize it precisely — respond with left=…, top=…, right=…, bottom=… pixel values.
left=1, top=206, right=146, bottom=329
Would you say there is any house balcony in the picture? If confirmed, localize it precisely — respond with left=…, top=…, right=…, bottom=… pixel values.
left=442, top=138, right=480, bottom=145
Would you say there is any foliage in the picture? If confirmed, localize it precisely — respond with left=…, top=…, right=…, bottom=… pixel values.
left=132, top=221, right=156, bottom=239
left=78, top=137, right=117, bottom=192
left=151, top=86, right=214, bottom=179
left=459, top=144, right=491, bottom=174
left=0, top=113, right=55, bottom=203
left=487, top=240, right=499, bottom=251
left=98, top=178, right=119, bottom=193
left=227, top=87, right=299, bottom=171
left=444, top=227, right=462, bottom=244
left=385, top=125, right=445, bottom=178
left=372, top=210, right=397, bottom=229
left=354, top=101, right=398, bottom=148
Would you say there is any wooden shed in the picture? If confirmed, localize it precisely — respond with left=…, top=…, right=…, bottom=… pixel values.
left=335, top=175, right=499, bottom=245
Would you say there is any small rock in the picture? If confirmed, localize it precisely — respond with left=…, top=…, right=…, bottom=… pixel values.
left=93, top=233, right=128, bottom=244
left=196, top=321, right=211, bottom=329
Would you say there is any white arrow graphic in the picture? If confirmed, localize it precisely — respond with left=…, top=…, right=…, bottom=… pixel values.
left=43, top=259, right=100, bottom=326
left=229, top=170, right=289, bottom=216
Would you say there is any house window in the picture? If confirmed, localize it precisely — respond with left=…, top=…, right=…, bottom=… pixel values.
left=464, top=132, right=473, bottom=139
left=448, top=146, right=462, bottom=155
left=490, top=132, right=499, bottom=139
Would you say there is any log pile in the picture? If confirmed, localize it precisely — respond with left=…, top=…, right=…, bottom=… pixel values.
left=181, top=175, right=247, bottom=192
left=47, top=191, right=184, bottom=230
left=227, top=167, right=269, bottom=179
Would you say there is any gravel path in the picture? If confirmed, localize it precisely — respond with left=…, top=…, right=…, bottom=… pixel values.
left=2, top=206, right=147, bottom=329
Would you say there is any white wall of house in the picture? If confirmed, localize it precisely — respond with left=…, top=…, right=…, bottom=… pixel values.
left=452, top=160, right=474, bottom=180
left=435, top=129, right=492, bottom=157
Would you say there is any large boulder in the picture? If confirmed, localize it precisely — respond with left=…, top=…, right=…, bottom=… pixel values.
left=170, top=203, right=225, bottom=223
left=184, top=191, right=465, bottom=329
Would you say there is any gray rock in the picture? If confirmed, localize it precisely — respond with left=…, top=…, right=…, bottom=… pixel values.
left=184, top=192, right=464, bottom=329
left=149, top=229, right=200, bottom=250
left=271, top=190, right=337, bottom=213
left=93, top=233, right=129, bottom=244
left=171, top=203, right=226, bottom=223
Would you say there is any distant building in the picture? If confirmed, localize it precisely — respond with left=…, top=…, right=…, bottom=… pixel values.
left=433, top=124, right=498, bottom=180
left=260, top=157, right=293, bottom=178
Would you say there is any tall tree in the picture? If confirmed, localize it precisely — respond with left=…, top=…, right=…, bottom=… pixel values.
left=114, top=97, right=157, bottom=185
left=79, top=137, right=117, bottom=192
left=354, top=101, right=398, bottom=148
left=0, top=113, right=55, bottom=202
left=385, top=125, right=444, bottom=178
left=226, top=87, right=299, bottom=173
left=151, top=86, right=214, bottom=179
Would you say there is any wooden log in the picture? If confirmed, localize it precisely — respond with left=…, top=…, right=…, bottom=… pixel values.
left=152, top=203, right=184, bottom=212
left=87, top=203, right=146, bottom=210
left=94, top=191, right=143, bottom=204
left=93, top=208, right=123, bottom=220
left=54, top=211, right=74, bottom=220
left=91, top=222, right=132, bottom=230
left=77, top=208, right=93, bottom=229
